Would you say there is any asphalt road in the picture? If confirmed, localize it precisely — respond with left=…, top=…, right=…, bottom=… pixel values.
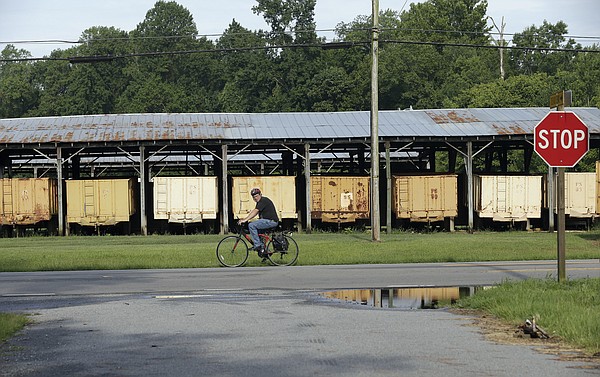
left=1, top=260, right=599, bottom=377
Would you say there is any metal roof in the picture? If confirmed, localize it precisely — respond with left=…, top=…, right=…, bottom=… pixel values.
left=0, top=107, right=599, bottom=146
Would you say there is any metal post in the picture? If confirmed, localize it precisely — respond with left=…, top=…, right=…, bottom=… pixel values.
left=370, top=0, right=380, bottom=241
left=557, top=167, right=566, bottom=282
left=556, top=102, right=566, bottom=282
left=547, top=166, right=555, bottom=231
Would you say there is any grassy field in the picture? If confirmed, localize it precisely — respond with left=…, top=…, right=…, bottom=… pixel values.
left=0, top=229, right=598, bottom=271
left=0, top=230, right=598, bottom=356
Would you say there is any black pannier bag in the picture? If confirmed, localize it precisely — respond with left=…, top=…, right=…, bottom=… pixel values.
left=272, top=233, right=289, bottom=251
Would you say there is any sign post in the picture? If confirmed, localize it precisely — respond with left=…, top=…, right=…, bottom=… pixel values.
left=534, top=109, right=589, bottom=282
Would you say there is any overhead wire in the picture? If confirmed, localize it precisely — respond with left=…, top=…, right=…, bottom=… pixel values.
left=1, top=27, right=598, bottom=63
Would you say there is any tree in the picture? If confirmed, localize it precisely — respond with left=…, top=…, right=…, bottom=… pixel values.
left=373, top=1, right=495, bottom=109
left=251, top=0, right=323, bottom=111
left=0, top=45, right=39, bottom=118
left=122, top=1, right=220, bottom=112
left=400, top=0, right=491, bottom=44
left=31, top=26, right=131, bottom=116
left=508, top=21, right=580, bottom=76
left=454, top=73, right=555, bottom=108
left=215, top=20, right=276, bottom=112
left=252, top=0, right=317, bottom=44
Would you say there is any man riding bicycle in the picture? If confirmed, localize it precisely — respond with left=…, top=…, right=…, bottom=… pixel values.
left=237, top=188, right=279, bottom=257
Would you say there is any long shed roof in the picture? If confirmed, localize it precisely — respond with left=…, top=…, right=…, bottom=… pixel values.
left=0, top=107, right=599, bottom=146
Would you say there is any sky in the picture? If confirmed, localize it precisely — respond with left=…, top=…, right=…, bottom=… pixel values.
left=1, top=0, right=599, bottom=58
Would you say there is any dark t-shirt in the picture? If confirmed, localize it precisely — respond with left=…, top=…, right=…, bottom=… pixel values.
left=255, top=196, right=279, bottom=222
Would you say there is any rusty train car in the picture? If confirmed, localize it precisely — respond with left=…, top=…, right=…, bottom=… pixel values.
left=310, top=176, right=370, bottom=224
left=0, top=178, right=58, bottom=232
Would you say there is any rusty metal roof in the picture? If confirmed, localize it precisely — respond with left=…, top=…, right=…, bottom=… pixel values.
left=0, top=108, right=598, bottom=145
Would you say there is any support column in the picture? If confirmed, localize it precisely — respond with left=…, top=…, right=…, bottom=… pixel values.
left=57, top=147, right=65, bottom=236
left=466, top=142, right=474, bottom=233
left=221, top=145, right=229, bottom=235
left=385, top=142, right=392, bottom=234
left=448, top=149, right=457, bottom=173
left=304, top=143, right=311, bottom=233
left=139, top=145, right=147, bottom=236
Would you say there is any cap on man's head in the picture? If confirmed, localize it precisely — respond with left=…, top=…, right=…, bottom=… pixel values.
left=250, top=188, right=261, bottom=196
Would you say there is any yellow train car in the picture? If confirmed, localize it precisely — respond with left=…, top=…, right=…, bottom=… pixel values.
left=0, top=178, right=57, bottom=225
left=153, top=176, right=218, bottom=223
left=392, top=174, right=458, bottom=223
left=311, top=176, right=369, bottom=223
left=231, top=176, right=297, bottom=220
left=66, top=179, right=136, bottom=226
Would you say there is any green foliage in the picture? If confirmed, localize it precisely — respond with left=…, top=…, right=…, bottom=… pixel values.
left=0, top=45, right=38, bottom=118
left=508, top=21, right=580, bottom=76
left=456, top=73, right=555, bottom=108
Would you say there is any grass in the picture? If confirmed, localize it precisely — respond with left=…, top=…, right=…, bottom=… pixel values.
left=0, top=313, right=30, bottom=342
left=455, top=278, right=600, bottom=355
left=0, top=229, right=598, bottom=355
left=0, top=229, right=598, bottom=271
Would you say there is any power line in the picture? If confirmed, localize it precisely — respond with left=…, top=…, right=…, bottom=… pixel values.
left=2, top=38, right=597, bottom=63
left=2, top=26, right=599, bottom=51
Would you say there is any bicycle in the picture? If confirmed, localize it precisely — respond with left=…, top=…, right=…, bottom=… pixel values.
left=216, top=223, right=299, bottom=267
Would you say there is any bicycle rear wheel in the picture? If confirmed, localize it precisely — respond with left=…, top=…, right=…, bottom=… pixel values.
left=266, top=234, right=299, bottom=266
left=216, top=236, right=249, bottom=267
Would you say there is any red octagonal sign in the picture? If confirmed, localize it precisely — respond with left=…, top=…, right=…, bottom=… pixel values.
left=534, top=111, right=589, bottom=167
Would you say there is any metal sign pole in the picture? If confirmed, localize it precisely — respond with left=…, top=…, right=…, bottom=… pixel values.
left=556, top=101, right=566, bottom=282
left=557, top=166, right=566, bottom=281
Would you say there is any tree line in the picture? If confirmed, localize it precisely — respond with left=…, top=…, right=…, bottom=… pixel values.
left=0, top=0, right=599, bottom=171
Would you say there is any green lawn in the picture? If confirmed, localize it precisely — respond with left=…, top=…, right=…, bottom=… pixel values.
left=0, top=230, right=598, bottom=271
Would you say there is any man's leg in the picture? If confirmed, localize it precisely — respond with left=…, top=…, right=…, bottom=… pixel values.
left=249, top=219, right=277, bottom=250
left=248, top=221, right=262, bottom=249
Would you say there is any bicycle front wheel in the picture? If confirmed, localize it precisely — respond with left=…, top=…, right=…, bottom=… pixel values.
left=266, top=235, right=299, bottom=266
left=216, top=236, right=249, bottom=267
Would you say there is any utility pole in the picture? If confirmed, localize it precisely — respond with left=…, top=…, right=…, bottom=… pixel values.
left=489, top=16, right=506, bottom=80
left=370, top=0, right=380, bottom=241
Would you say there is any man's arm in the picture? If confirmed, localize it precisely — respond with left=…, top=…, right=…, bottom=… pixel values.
left=238, top=208, right=259, bottom=224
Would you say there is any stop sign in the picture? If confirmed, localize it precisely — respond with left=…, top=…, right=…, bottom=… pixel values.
left=534, top=111, right=589, bottom=167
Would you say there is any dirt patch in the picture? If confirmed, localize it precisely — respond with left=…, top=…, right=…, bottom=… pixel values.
left=450, top=308, right=600, bottom=370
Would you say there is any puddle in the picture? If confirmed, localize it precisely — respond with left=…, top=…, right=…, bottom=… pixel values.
left=319, top=286, right=493, bottom=310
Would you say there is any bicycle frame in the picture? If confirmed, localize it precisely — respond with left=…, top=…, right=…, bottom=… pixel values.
left=238, top=225, right=272, bottom=247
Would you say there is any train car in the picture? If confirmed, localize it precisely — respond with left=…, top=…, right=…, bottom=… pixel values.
left=597, top=161, right=600, bottom=217
left=562, top=172, right=597, bottom=219
left=311, top=176, right=369, bottom=223
left=231, top=176, right=297, bottom=220
left=474, top=175, right=543, bottom=227
left=152, top=176, right=218, bottom=223
left=66, top=179, right=136, bottom=227
left=392, top=174, right=457, bottom=229
left=0, top=178, right=57, bottom=225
